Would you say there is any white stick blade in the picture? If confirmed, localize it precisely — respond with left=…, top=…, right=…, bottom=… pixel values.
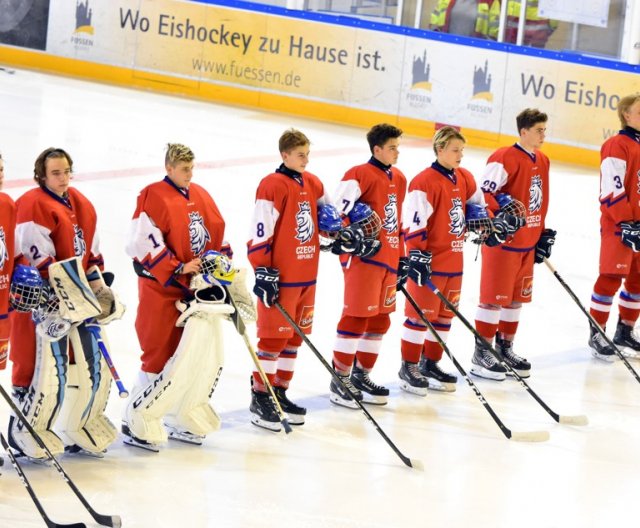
left=410, top=459, right=425, bottom=471
left=510, top=430, right=550, bottom=442
left=559, top=415, right=589, bottom=426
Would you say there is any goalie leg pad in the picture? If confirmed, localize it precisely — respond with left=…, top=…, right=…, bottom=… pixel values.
left=55, top=325, right=117, bottom=453
left=8, top=336, right=68, bottom=459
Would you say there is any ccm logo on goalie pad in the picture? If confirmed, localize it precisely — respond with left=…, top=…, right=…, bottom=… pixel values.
left=133, top=374, right=172, bottom=410
left=54, top=277, right=78, bottom=311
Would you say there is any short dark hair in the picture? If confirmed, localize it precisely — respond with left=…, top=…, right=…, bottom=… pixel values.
left=366, top=123, right=403, bottom=154
left=33, top=148, right=73, bottom=188
left=279, top=129, right=310, bottom=153
left=516, top=109, right=548, bottom=133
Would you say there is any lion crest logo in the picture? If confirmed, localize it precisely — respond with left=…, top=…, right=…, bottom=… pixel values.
left=382, top=194, right=398, bottom=234
left=449, top=197, right=465, bottom=237
left=529, top=175, right=543, bottom=213
left=295, top=201, right=314, bottom=244
left=72, top=224, right=86, bottom=257
left=0, top=227, right=7, bottom=270
left=188, top=211, right=211, bottom=255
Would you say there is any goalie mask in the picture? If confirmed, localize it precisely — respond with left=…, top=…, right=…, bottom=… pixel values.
left=200, top=250, right=236, bottom=285
left=348, top=202, right=382, bottom=239
left=495, top=193, right=527, bottom=221
left=10, top=265, right=45, bottom=312
left=465, top=204, right=493, bottom=243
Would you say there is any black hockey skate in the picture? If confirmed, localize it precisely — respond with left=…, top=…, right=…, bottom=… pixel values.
left=589, top=324, right=616, bottom=362
left=350, top=364, right=389, bottom=405
left=64, top=444, right=106, bottom=458
left=470, top=337, right=506, bottom=381
left=329, top=368, right=363, bottom=409
left=250, top=390, right=282, bottom=432
left=165, top=426, right=205, bottom=446
left=398, top=360, right=429, bottom=396
left=613, top=319, right=640, bottom=358
left=495, top=334, right=531, bottom=378
left=273, top=386, right=306, bottom=425
left=420, top=358, right=457, bottom=392
left=121, top=422, right=160, bottom=453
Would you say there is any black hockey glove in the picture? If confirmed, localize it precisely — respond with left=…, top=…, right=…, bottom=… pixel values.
left=397, top=257, right=409, bottom=288
left=620, top=221, right=640, bottom=252
left=534, top=228, right=557, bottom=263
left=253, top=266, right=279, bottom=308
left=331, top=224, right=365, bottom=255
left=408, top=249, right=432, bottom=287
left=496, top=210, right=526, bottom=235
left=485, top=216, right=509, bottom=247
left=356, top=238, right=381, bottom=258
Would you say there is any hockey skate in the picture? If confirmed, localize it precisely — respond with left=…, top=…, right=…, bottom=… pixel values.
left=420, top=358, right=457, bottom=392
left=250, top=390, right=282, bottom=432
left=64, top=444, right=106, bottom=458
left=350, top=364, right=389, bottom=405
left=470, top=337, right=506, bottom=381
left=613, top=319, right=640, bottom=359
left=121, top=422, right=160, bottom=453
left=398, top=360, right=429, bottom=396
left=329, top=369, right=363, bottom=409
left=588, top=324, right=616, bottom=362
left=165, top=425, right=205, bottom=446
left=273, top=387, right=306, bottom=425
left=495, top=334, right=531, bottom=378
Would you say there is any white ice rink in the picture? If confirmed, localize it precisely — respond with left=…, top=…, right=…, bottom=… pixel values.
left=0, top=68, right=638, bottom=528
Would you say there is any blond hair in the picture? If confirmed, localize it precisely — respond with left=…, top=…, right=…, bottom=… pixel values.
left=165, top=143, right=195, bottom=166
left=432, top=126, right=465, bottom=155
left=617, top=94, right=640, bottom=129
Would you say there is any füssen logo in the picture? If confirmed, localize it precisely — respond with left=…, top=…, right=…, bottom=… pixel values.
left=0, top=227, right=8, bottom=269
left=73, top=224, right=86, bottom=257
left=188, top=212, right=211, bottom=255
left=406, top=50, right=432, bottom=108
left=72, top=1, right=94, bottom=46
left=295, top=201, right=314, bottom=243
left=448, top=197, right=465, bottom=237
left=382, top=194, right=398, bottom=234
left=529, top=175, right=543, bottom=213
left=467, top=60, right=493, bottom=115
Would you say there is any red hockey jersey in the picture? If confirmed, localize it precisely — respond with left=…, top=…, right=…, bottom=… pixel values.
left=333, top=159, right=407, bottom=271
left=127, top=177, right=229, bottom=287
left=479, top=144, right=550, bottom=249
left=247, top=168, right=328, bottom=285
left=0, top=192, right=16, bottom=343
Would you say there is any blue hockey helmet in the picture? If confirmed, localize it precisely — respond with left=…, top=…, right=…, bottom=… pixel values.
left=318, top=204, right=342, bottom=233
left=347, top=202, right=382, bottom=239
left=465, top=203, right=492, bottom=241
left=10, top=265, right=45, bottom=312
left=495, top=193, right=526, bottom=219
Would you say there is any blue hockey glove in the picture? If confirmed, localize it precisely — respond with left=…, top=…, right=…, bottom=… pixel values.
left=253, top=267, right=279, bottom=308
left=408, top=249, right=432, bottom=287
left=397, top=257, right=409, bottom=288
left=356, top=237, right=381, bottom=258
left=534, top=228, right=557, bottom=263
left=485, top=216, right=509, bottom=247
left=620, top=221, right=640, bottom=252
left=331, top=224, right=364, bottom=255
left=496, top=210, right=525, bottom=236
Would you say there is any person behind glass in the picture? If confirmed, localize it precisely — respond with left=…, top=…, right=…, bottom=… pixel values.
left=588, top=94, right=640, bottom=361
left=472, top=109, right=554, bottom=381
left=329, top=123, right=406, bottom=408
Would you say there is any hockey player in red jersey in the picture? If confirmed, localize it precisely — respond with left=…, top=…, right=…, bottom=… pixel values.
left=472, top=109, right=554, bottom=380
left=247, top=129, right=347, bottom=430
left=588, top=94, right=640, bottom=360
left=0, top=152, right=16, bottom=371
left=124, top=143, right=234, bottom=450
left=399, top=126, right=512, bottom=394
left=329, top=123, right=406, bottom=408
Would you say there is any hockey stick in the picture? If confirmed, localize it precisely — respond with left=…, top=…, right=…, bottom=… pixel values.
left=399, top=285, right=549, bottom=442
left=0, top=384, right=122, bottom=527
left=225, top=290, right=292, bottom=434
left=274, top=302, right=423, bottom=470
left=85, top=323, right=129, bottom=398
left=424, top=279, right=589, bottom=426
left=0, top=433, right=87, bottom=528
left=544, top=258, right=640, bottom=385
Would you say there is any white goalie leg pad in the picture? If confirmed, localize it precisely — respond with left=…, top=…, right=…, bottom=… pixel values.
left=8, top=335, right=67, bottom=459
left=55, top=325, right=117, bottom=453
left=48, top=257, right=102, bottom=323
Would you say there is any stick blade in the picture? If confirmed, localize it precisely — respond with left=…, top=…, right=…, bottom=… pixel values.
left=408, top=459, right=424, bottom=471
left=282, top=419, right=293, bottom=434
left=509, top=430, right=550, bottom=443
left=93, top=515, right=122, bottom=528
left=559, top=415, right=589, bottom=426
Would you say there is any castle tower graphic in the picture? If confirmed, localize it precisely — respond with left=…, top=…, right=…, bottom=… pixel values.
left=411, top=50, right=431, bottom=91
left=472, top=60, right=493, bottom=102
left=75, top=1, right=94, bottom=35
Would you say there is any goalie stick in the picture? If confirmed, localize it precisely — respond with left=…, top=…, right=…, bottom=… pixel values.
left=0, top=433, right=86, bottom=528
left=425, top=279, right=589, bottom=427
left=85, top=323, right=129, bottom=398
left=275, top=302, right=424, bottom=470
left=544, top=258, right=640, bottom=386
left=225, top=289, right=292, bottom=434
left=399, top=285, right=549, bottom=442
left=0, top=384, right=122, bottom=527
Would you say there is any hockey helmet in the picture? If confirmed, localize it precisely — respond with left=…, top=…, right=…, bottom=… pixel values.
left=495, top=193, right=526, bottom=220
left=465, top=203, right=492, bottom=242
left=348, top=202, right=382, bottom=239
left=10, top=265, right=45, bottom=312
left=317, top=204, right=342, bottom=233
